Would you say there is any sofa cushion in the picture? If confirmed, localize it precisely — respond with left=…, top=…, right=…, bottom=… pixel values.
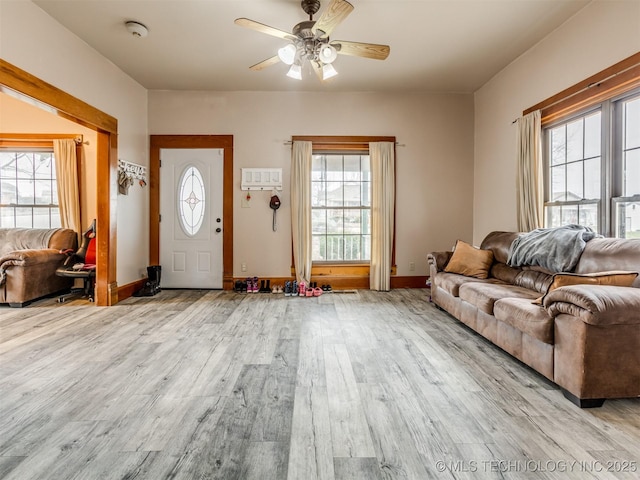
left=490, top=262, right=522, bottom=284
left=435, top=272, right=502, bottom=297
left=575, top=237, right=640, bottom=287
left=459, top=282, right=540, bottom=315
left=533, top=270, right=638, bottom=304
left=514, top=269, right=553, bottom=294
left=494, top=297, right=555, bottom=344
left=480, top=231, right=520, bottom=264
left=444, top=240, right=494, bottom=279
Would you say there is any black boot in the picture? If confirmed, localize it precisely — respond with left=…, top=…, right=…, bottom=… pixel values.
left=147, top=265, right=162, bottom=295
left=145, top=265, right=160, bottom=295
left=134, top=265, right=162, bottom=297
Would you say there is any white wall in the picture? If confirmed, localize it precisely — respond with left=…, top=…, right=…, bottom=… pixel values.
left=149, top=90, right=474, bottom=278
left=0, top=0, right=149, bottom=286
left=473, top=0, right=640, bottom=245
left=0, top=92, right=97, bottom=230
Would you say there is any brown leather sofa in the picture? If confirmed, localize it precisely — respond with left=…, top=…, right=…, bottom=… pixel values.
left=428, top=231, right=640, bottom=407
left=0, top=228, right=77, bottom=307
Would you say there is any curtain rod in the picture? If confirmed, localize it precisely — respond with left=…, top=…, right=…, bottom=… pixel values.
left=283, top=141, right=405, bottom=146
left=0, top=133, right=87, bottom=145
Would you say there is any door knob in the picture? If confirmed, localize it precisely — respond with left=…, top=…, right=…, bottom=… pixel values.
left=216, top=227, right=222, bottom=233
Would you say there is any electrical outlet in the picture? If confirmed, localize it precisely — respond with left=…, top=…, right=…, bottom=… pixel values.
left=241, top=263, right=247, bottom=272
left=409, top=262, right=416, bottom=271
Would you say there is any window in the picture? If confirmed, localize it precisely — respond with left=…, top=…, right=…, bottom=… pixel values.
left=178, top=165, right=206, bottom=236
left=0, top=150, right=60, bottom=228
left=543, top=89, right=640, bottom=237
left=312, top=153, right=371, bottom=261
left=545, top=110, right=601, bottom=231
left=614, top=94, right=640, bottom=238
left=291, top=135, right=396, bottom=278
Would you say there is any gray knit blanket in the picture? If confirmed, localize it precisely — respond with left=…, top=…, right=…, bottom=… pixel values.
left=507, top=224, right=600, bottom=273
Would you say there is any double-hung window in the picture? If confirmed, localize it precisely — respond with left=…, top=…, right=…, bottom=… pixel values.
left=614, top=93, right=640, bottom=238
left=543, top=88, right=640, bottom=237
left=0, top=149, right=60, bottom=228
left=312, top=153, right=371, bottom=262
left=292, top=135, right=396, bottom=279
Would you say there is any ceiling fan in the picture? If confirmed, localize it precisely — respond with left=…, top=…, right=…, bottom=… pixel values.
left=235, top=0, right=390, bottom=80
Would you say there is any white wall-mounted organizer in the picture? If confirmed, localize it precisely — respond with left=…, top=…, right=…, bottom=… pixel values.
left=241, top=168, right=283, bottom=191
left=118, top=159, right=147, bottom=195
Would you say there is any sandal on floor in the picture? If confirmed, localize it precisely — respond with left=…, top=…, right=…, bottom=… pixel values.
left=313, top=287, right=323, bottom=296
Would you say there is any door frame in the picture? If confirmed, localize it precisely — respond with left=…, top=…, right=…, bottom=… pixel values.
left=0, top=59, right=118, bottom=306
left=150, top=135, right=234, bottom=290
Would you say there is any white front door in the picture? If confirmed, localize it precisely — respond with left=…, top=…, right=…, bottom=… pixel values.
left=160, top=148, right=224, bottom=288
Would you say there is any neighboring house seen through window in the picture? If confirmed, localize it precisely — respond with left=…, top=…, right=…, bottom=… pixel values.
left=543, top=89, right=640, bottom=238
left=0, top=150, right=60, bottom=228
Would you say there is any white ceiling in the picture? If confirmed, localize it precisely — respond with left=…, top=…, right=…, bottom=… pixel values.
left=32, top=0, right=590, bottom=93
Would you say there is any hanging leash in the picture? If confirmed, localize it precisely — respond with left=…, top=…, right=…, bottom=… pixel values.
left=270, top=193, right=281, bottom=232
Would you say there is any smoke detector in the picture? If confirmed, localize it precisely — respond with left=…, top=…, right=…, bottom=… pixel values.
left=125, top=21, right=148, bottom=38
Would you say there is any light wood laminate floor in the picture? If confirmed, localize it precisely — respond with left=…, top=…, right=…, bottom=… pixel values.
left=1, top=289, right=638, bottom=480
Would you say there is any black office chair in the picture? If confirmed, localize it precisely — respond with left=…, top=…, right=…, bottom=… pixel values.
left=56, top=219, right=97, bottom=303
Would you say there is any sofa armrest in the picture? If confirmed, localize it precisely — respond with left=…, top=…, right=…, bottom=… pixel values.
left=0, top=248, right=65, bottom=267
left=544, top=285, right=640, bottom=326
left=427, top=251, right=452, bottom=272
left=0, top=249, right=66, bottom=286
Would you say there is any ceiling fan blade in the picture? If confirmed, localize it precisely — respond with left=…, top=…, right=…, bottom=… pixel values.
left=312, top=0, right=354, bottom=37
left=332, top=40, right=390, bottom=60
left=249, top=56, right=281, bottom=71
left=235, top=18, right=295, bottom=40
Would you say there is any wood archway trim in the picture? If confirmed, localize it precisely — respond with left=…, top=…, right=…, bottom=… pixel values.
left=149, top=135, right=234, bottom=290
left=0, top=59, right=118, bottom=305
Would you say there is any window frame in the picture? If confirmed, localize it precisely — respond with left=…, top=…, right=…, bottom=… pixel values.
left=311, top=151, right=372, bottom=264
left=542, top=89, right=640, bottom=237
left=0, top=141, right=60, bottom=229
left=528, top=52, right=640, bottom=238
left=542, top=105, right=605, bottom=233
left=290, top=135, right=397, bottom=277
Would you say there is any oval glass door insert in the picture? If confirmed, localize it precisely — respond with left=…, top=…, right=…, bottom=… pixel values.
left=178, top=165, right=206, bottom=236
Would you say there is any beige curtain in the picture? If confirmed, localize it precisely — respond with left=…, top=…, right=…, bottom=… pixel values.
left=370, top=141, right=395, bottom=291
left=53, top=139, right=81, bottom=235
left=516, top=110, right=543, bottom=231
left=291, top=140, right=313, bottom=284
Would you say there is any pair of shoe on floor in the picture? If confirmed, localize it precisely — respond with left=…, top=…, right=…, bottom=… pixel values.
left=283, top=280, right=324, bottom=297
left=235, top=278, right=273, bottom=293
left=308, top=282, right=333, bottom=292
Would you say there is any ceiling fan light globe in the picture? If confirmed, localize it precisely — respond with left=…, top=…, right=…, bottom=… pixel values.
left=278, top=44, right=297, bottom=65
left=319, top=44, right=338, bottom=64
left=322, top=63, right=338, bottom=80
left=287, top=64, right=303, bottom=80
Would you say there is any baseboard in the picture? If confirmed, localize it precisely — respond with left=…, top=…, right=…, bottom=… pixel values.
left=390, top=276, right=429, bottom=289
left=117, top=278, right=146, bottom=302
left=232, top=275, right=429, bottom=290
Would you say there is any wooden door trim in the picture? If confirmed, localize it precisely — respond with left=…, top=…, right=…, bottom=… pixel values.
left=150, top=135, right=234, bottom=290
left=0, top=59, right=117, bottom=305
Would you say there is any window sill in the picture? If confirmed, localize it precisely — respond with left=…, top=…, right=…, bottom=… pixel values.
left=291, top=264, right=397, bottom=276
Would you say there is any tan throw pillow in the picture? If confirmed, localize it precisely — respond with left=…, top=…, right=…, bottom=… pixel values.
left=444, top=240, right=494, bottom=279
left=533, top=270, right=638, bottom=304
